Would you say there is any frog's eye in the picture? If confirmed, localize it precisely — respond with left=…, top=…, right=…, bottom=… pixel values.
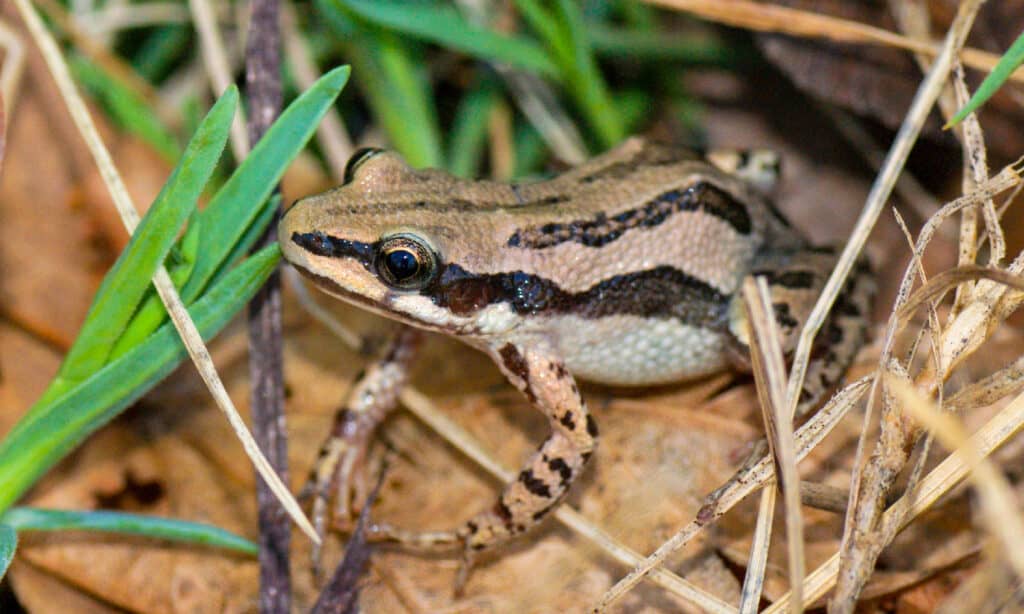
left=375, top=233, right=438, bottom=290
left=343, top=147, right=386, bottom=184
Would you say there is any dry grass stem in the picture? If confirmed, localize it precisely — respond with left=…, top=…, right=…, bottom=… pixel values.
left=643, top=0, right=1021, bottom=85
left=739, top=486, right=776, bottom=614
left=766, top=379, right=1024, bottom=612
left=12, top=0, right=317, bottom=541
left=187, top=0, right=249, bottom=158
left=591, top=377, right=870, bottom=610
left=282, top=1, right=353, bottom=180
left=739, top=277, right=804, bottom=613
left=887, top=376, right=1024, bottom=579
left=831, top=5, right=996, bottom=605
left=34, top=0, right=162, bottom=110
left=886, top=0, right=959, bottom=124
left=822, top=105, right=943, bottom=230
left=953, top=64, right=1003, bottom=274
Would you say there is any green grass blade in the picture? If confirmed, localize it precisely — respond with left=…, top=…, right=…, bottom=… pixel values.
left=447, top=80, right=500, bottom=177
left=107, top=260, right=194, bottom=361
left=71, top=55, right=180, bottom=161
left=552, top=0, right=623, bottom=147
left=334, top=0, right=559, bottom=78
left=54, top=86, right=237, bottom=390
left=0, top=245, right=281, bottom=513
left=515, top=0, right=566, bottom=61
left=132, top=25, right=192, bottom=82
left=588, top=24, right=736, bottom=64
left=181, top=66, right=350, bottom=302
left=0, top=524, right=14, bottom=579
left=327, top=23, right=443, bottom=168
left=208, top=195, right=280, bottom=288
left=2, top=508, right=257, bottom=555
left=513, top=121, right=548, bottom=179
left=948, top=29, right=1024, bottom=127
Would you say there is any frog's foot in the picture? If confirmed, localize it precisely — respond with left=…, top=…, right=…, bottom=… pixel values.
left=367, top=506, right=517, bottom=596
left=301, top=408, right=377, bottom=579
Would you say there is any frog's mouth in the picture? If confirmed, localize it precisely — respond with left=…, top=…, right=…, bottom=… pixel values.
left=287, top=260, right=390, bottom=317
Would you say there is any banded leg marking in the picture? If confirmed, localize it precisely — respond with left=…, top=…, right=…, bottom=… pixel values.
left=371, top=339, right=598, bottom=590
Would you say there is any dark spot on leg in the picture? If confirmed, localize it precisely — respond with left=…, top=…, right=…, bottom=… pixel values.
left=547, top=457, right=572, bottom=485
left=493, top=500, right=513, bottom=525
left=586, top=414, right=599, bottom=438
left=772, top=302, right=799, bottom=330
left=498, top=343, right=536, bottom=403
left=519, top=469, right=552, bottom=498
left=559, top=411, right=576, bottom=431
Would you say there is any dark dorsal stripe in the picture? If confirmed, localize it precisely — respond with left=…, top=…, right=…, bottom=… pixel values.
left=291, top=231, right=729, bottom=326
left=429, top=263, right=728, bottom=326
left=506, top=182, right=752, bottom=250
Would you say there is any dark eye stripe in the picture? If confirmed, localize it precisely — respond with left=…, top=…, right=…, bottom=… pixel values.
left=291, top=231, right=375, bottom=268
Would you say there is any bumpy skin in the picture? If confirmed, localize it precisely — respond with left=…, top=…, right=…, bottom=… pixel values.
left=279, top=137, right=873, bottom=579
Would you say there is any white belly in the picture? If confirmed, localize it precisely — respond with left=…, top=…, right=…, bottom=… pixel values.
left=551, top=314, right=730, bottom=386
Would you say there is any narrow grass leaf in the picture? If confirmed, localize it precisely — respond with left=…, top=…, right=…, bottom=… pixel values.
left=0, top=524, right=14, bottom=579
left=209, top=195, right=280, bottom=289
left=948, top=29, right=1024, bottom=127
left=108, top=259, right=194, bottom=361
left=2, top=508, right=257, bottom=555
left=334, top=0, right=558, bottom=78
left=71, top=55, right=180, bottom=161
left=552, top=0, right=623, bottom=146
left=53, top=86, right=237, bottom=390
left=0, top=246, right=280, bottom=513
left=132, top=25, right=192, bottom=82
left=513, top=122, right=548, bottom=178
left=181, top=66, right=350, bottom=302
left=588, top=24, right=736, bottom=64
left=448, top=80, right=500, bottom=177
left=328, top=25, right=442, bottom=167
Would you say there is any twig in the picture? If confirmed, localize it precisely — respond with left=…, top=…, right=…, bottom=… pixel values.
left=591, top=377, right=870, bottom=611
left=764, top=378, right=1024, bottom=612
left=10, top=0, right=317, bottom=543
left=888, top=376, right=1024, bottom=579
left=244, top=0, right=291, bottom=609
left=739, top=278, right=804, bottom=613
left=643, top=0, right=1021, bottom=84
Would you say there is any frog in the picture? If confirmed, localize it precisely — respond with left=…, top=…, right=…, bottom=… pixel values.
left=278, top=137, right=874, bottom=585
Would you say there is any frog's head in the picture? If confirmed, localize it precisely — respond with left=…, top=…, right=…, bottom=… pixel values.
left=279, top=148, right=520, bottom=336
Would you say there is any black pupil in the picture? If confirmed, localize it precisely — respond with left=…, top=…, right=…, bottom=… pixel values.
left=385, top=249, right=419, bottom=281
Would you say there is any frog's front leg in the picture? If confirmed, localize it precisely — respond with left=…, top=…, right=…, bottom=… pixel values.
left=373, top=339, right=597, bottom=587
left=304, top=327, right=421, bottom=562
